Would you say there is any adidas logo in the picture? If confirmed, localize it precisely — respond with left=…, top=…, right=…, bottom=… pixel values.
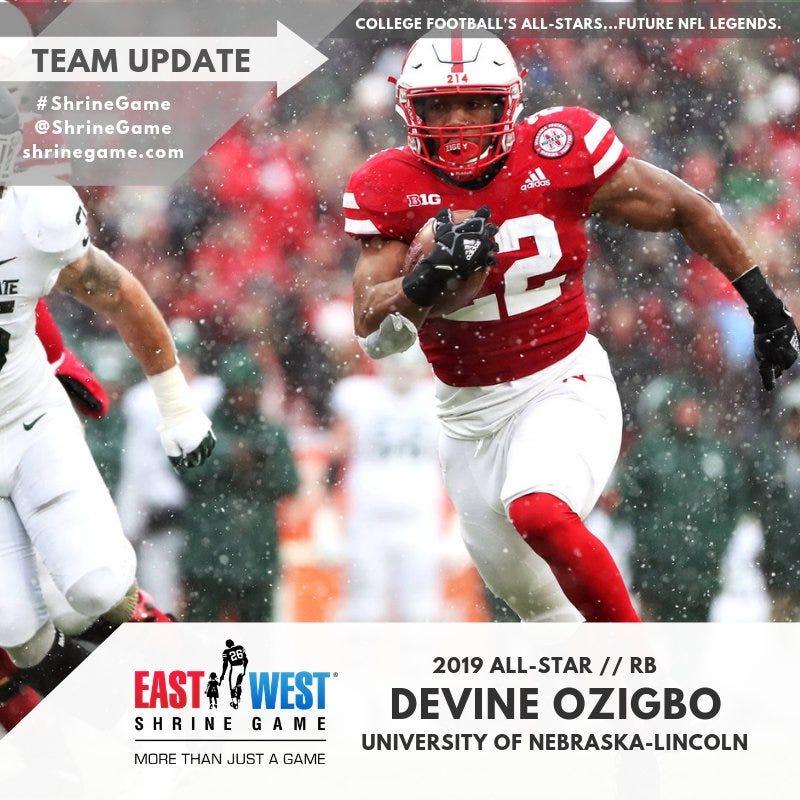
left=463, top=238, right=481, bottom=261
left=521, top=168, right=550, bottom=190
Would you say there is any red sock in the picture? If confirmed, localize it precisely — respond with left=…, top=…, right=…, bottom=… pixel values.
left=0, top=685, right=41, bottom=731
left=508, top=493, right=640, bottom=623
left=0, top=650, right=41, bottom=731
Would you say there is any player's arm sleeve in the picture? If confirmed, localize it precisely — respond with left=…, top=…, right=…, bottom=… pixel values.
left=532, top=107, right=629, bottom=198
left=35, top=298, right=110, bottom=418
left=34, top=299, right=65, bottom=363
left=343, top=162, right=419, bottom=244
left=22, top=186, right=90, bottom=294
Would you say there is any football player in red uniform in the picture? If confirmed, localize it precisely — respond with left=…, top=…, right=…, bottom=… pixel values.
left=345, top=34, right=799, bottom=623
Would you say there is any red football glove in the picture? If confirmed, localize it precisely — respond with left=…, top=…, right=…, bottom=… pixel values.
left=35, top=299, right=109, bottom=419
left=54, top=349, right=109, bottom=420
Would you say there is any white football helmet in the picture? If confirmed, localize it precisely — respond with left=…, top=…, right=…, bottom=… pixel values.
left=392, top=35, right=524, bottom=181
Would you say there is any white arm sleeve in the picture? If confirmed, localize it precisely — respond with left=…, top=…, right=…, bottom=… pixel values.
left=357, top=313, right=418, bottom=360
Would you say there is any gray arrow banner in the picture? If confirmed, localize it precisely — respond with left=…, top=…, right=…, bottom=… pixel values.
left=0, top=0, right=362, bottom=185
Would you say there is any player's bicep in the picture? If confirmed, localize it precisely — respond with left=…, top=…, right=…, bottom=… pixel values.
left=590, top=158, right=693, bottom=231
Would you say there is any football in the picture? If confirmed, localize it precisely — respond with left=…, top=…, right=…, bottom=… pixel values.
left=403, top=209, right=489, bottom=318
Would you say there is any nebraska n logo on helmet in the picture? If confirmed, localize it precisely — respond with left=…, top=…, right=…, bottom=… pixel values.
left=0, top=86, right=23, bottom=189
left=391, top=34, right=525, bottom=181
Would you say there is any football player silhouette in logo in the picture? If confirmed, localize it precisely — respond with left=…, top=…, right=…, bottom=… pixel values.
left=220, top=639, right=248, bottom=709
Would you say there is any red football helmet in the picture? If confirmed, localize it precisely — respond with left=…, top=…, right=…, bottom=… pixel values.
left=393, top=35, right=524, bottom=181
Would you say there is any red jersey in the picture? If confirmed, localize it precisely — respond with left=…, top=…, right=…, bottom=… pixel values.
left=344, top=106, right=628, bottom=386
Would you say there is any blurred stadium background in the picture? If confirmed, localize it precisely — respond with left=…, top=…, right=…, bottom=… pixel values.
left=10, top=1, right=800, bottom=623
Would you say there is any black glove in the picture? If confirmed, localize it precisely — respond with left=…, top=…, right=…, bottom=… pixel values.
left=754, top=313, right=799, bottom=391
left=402, top=206, right=499, bottom=307
left=733, top=267, right=800, bottom=390
left=168, top=430, right=217, bottom=473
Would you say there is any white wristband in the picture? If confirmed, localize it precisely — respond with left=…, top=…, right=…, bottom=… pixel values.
left=357, top=313, right=418, bottom=359
left=147, top=363, right=198, bottom=427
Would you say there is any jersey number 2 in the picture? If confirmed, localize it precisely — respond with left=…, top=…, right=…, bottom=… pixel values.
left=443, top=214, right=565, bottom=322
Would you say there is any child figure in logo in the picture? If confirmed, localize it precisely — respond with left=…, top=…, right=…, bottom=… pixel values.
left=205, top=673, right=219, bottom=709
left=220, top=639, right=248, bottom=709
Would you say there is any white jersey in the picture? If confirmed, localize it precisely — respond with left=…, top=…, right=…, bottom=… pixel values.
left=331, top=374, right=442, bottom=522
left=0, top=185, right=89, bottom=425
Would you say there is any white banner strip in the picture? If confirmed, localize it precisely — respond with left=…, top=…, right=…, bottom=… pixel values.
left=0, top=623, right=797, bottom=799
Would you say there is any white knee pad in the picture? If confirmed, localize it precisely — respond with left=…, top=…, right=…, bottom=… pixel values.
left=65, top=568, right=128, bottom=618
left=4, top=622, right=56, bottom=669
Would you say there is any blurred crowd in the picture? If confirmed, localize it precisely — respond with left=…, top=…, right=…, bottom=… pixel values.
left=20, top=12, right=800, bottom=622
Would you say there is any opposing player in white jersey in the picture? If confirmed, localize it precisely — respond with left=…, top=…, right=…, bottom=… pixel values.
left=346, top=34, right=799, bottom=623
left=331, top=347, right=443, bottom=621
left=0, top=87, right=214, bottom=687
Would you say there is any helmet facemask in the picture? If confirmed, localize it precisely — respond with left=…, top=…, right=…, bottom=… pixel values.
left=401, top=85, right=520, bottom=181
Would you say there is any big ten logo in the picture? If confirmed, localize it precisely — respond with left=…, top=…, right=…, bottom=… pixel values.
left=407, top=193, right=442, bottom=207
